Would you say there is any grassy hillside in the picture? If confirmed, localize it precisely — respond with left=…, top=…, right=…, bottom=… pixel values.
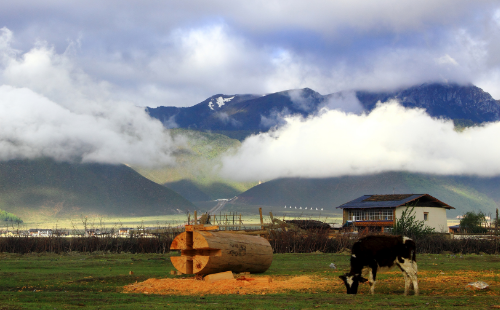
left=0, top=158, right=194, bottom=221
left=132, top=129, right=257, bottom=201
left=236, top=172, right=499, bottom=217
left=0, top=209, right=23, bottom=223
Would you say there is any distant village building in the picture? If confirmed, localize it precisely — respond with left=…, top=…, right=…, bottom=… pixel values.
left=28, top=229, right=53, bottom=237
left=336, top=194, right=454, bottom=233
left=84, top=229, right=101, bottom=237
left=119, top=228, right=134, bottom=236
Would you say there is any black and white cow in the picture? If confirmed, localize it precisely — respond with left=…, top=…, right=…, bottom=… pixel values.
left=339, top=235, right=418, bottom=295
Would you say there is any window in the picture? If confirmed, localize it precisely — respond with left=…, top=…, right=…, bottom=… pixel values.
left=348, top=209, right=393, bottom=221
left=424, top=212, right=429, bottom=221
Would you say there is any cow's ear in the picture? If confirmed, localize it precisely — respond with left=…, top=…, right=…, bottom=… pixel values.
left=357, top=276, right=368, bottom=283
left=339, top=274, right=347, bottom=281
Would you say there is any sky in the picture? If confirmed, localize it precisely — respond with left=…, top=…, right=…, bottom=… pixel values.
left=2, top=1, right=500, bottom=178
left=3, top=1, right=500, bottom=107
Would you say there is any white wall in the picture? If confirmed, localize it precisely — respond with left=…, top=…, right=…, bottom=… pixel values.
left=395, top=206, right=448, bottom=233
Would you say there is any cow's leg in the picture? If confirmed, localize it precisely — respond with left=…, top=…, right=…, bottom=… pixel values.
left=397, top=259, right=419, bottom=296
left=396, top=262, right=410, bottom=295
left=403, top=270, right=411, bottom=296
left=408, top=262, right=419, bottom=296
left=367, top=264, right=378, bottom=295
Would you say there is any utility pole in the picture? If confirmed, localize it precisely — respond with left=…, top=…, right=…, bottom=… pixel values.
left=496, top=208, right=498, bottom=236
left=496, top=208, right=499, bottom=253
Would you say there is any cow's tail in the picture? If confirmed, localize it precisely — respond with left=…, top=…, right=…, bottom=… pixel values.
left=405, top=239, right=417, bottom=261
left=406, top=239, right=417, bottom=272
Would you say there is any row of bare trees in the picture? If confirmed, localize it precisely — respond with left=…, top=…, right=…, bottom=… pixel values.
left=0, top=235, right=175, bottom=254
left=267, top=229, right=500, bottom=254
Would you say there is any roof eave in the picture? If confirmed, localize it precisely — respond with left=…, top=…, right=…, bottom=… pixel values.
left=336, top=194, right=455, bottom=209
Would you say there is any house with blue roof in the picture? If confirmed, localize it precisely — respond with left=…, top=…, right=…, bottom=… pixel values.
left=336, top=194, right=454, bottom=233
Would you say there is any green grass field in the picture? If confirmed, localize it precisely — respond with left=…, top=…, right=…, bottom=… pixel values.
left=0, top=252, right=498, bottom=309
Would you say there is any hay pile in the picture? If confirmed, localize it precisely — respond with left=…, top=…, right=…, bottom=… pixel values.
left=123, top=276, right=333, bottom=295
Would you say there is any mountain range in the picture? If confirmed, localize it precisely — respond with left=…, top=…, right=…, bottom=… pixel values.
left=145, top=82, right=500, bottom=218
left=3, top=82, right=500, bottom=222
left=146, top=83, right=500, bottom=139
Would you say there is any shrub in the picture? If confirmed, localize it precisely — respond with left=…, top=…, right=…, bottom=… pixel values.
left=393, top=206, right=434, bottom=239
left=415, top=234, right=499, bottom=254
left=460, top=211, right=488, bottom=233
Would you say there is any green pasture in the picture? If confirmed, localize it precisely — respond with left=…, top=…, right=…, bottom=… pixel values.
left=0, top=252, right=498, bottom=309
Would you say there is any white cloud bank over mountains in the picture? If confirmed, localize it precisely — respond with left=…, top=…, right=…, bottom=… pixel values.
left=2, top=18, right=500, bottom=182
left=220, top=102, right=500, bottom=181
left=0, top=28, right=178, bottom=167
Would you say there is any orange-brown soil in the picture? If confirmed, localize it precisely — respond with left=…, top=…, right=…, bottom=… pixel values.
left=413, top=270, right=499, bottom=296
left=123, top=275, right=334, bottom=296
left=123, top=270, right=499, bottom=296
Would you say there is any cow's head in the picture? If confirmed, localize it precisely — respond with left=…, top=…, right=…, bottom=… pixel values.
left=339, top=273, right=367, bottom=294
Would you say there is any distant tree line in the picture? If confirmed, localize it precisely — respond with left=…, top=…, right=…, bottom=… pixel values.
left=0, top=209, right=23, bottom=224
left=460, top=211, right=489, bottom=233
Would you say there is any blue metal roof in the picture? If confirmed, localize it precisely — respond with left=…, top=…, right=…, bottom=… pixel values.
left=336, top=194, right=454, bottom=209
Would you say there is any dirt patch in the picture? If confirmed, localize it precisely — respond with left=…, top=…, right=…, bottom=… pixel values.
left=123, top=275, right=335, bottom=295
left=367, top=270, right=499, bottom=296
left=123, top=270, right=500, bottom=296
left=415, top=270, right=499, bottom=296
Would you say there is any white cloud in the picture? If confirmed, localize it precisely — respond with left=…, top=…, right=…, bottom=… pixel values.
left=119, top=19, right=500, bottom=104
left=109, top=24, right=273, bottom=107
left=260, top=108, right=290, bottom=129
left=493, top=8, right=500, bottom=26
left=2, top=3, right=500, bottom=179
left=436, top=54, right=459, bottom=66
left=1, top=1, right=500, bottom=105
left=220, top=101, right=500, bottom=181
left=322, top=91, right=364, bottom=114
left=287, top=89, right=320, bottom=112
left=475, top=71, right=500, bottom=99
left=230, top=0, right=485, bottom=35
left=0, top=28, right=178, bottom=167
left=4, top=1, right=491, bottom=38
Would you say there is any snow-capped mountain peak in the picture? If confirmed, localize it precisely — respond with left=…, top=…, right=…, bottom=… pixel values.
left=208, top=96, right=235, bottom=110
